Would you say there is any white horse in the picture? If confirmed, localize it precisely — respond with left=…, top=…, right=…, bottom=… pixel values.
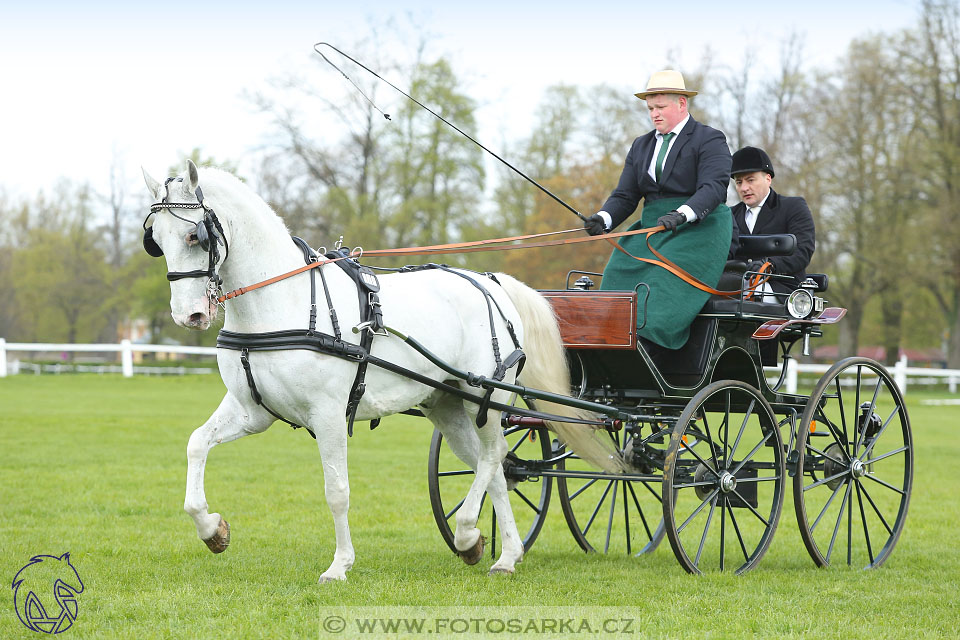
left=142, top=160, right=621, bottom=583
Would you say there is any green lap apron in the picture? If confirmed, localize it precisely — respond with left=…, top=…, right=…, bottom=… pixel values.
left=600, top=197, right=731, bottom=349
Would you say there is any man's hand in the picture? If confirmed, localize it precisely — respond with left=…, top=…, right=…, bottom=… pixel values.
left=746, top=259, right=773, bottom=273
left=584, top=213, right=607, bottom=236
left=656, top=210, right=686, bottom=232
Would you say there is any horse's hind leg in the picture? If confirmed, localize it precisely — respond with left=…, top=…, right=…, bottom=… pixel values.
left=184, top=392, right=273, bottom=551
left=424, top=396, right=524, bottom=574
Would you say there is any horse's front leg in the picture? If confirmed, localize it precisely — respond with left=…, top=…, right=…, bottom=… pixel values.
left=313, top=416, right=354, bottom=583
left=184, top=392, right=273, bottom=551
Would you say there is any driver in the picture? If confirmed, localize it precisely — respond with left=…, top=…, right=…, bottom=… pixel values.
left=583, top=69, right=732, bottom=350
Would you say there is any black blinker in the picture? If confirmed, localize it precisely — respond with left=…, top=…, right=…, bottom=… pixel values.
left=143, top=226, right=164, bottom=257
left=196, top=220, right=211, bottom=252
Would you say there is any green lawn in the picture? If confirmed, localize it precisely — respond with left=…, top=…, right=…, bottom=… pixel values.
left=0, top=375, right=957, bottom=639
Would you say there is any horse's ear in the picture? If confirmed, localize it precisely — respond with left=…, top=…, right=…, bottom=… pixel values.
left=186, top=159, right=200, bottom=192
left=142, top=167, right=162, bottom=200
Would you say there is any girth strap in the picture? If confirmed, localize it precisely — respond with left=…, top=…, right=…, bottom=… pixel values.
left=395, top=263, right=523, bottom=426
left=239, top=348, right=316, bottom=439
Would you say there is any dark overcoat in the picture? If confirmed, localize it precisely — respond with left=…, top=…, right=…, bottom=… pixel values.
left=732, top=189, right=815, bottom=292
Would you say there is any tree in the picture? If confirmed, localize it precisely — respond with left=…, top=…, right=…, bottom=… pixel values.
left=251, top=41, right=488, bottom=273
left=906, top=0, right=960, bottom=367
left=503, top=159, right=621, bottom=288
left=381, top=58, right=485, bottom=249
left=12, top=226, right=111, bottom=345
left=807, top=35, right=924, bottom=361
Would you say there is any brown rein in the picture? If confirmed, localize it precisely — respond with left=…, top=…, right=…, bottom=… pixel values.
left=217, top=225, right=744, bottom=303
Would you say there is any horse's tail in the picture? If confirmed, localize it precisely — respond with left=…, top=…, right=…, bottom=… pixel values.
left=496, top=273, right=626, bottom=474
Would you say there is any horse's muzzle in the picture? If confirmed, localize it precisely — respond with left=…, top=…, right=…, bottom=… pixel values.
left=173, top=310, right=211, bottom=330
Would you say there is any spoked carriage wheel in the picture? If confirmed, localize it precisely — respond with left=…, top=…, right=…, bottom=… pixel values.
left=793, top=357, right=913, bottom=568
left=663, top=380, right=785, bottom=574
left=427, top=416, right=552, bottom=558
left=556, top=426, right=669, bottom=556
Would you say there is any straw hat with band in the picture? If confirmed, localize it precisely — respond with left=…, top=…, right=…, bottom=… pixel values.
left=635, top=69, right=698, bottom=99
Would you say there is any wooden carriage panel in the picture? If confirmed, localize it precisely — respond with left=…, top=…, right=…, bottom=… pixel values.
left=540, top=290, right=636, bottom=349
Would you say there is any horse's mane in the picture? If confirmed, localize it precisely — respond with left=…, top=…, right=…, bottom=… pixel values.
left=195, top=167, right=291, bottom=238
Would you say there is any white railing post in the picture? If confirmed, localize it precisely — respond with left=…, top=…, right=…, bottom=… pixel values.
left=121, top=339, right=134, bottom=378
left=894, top=353, right=908, bottom=395
left=0, top=338, right=6, bottom=378
left=950, top=375, right=957, bottom=394
left=786, top=358, right=798, bottom=395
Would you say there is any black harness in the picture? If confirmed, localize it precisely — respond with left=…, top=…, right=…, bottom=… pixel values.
left=143, top=177, right=229, bottom=309
left=326, top=247, right=384, bottom=434
left=215, top=239, right=383, bottom=438
left=216, top=249, right=528, bottom=436
left=143, top=176, right=546, bottom=436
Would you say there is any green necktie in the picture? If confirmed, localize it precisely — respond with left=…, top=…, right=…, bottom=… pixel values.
left=655, top=132, right=676, bottom=182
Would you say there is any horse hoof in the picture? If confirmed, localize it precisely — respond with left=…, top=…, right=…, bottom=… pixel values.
left=488, top=566, right=515, bottom=576
left=457, top=535, right=486, bottom=566
left=203, top=517, right=230, bottom=554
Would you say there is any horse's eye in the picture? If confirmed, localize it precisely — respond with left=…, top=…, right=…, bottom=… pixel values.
left=185, top=231, right=199, bottom=246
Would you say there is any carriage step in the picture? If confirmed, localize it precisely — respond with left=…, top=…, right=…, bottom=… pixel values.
left=787, top=449, right=800, bottom=477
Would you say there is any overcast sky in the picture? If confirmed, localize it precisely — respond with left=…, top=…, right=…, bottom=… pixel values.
left=0, top=0, right=919, bottom=203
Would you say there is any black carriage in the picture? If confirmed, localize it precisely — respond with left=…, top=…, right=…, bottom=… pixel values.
left=428, top=234, right=914, bottom=574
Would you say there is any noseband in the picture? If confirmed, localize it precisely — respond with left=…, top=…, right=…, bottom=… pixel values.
left=143, top=177, right=230, bottom=304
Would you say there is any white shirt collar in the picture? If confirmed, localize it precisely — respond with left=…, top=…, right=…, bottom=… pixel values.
left=656, top=114, right=690, bottom=139
left=750, top=191, right=771, bottom=212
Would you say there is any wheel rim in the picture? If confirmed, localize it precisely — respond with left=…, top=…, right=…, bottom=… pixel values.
left=794, top=357, right=913, bottom=568
left=427, top=423, right=552, bottom=557
left=557, top=424, right=669, bottom=555
left=663, top=381, right=785, bottom=574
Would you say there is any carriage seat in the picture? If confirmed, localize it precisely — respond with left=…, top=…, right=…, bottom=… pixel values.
left=735, top=233, right=797, bottom=260
left=723, top=233, right=828, bottom=293
left=712, top=233, right=828, bottom=306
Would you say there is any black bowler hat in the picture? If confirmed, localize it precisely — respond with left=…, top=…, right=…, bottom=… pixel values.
left=731, top=146, right=775, bottom=177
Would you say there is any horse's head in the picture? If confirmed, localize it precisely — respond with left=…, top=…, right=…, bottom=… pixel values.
left=142, top=160, right=227, bottom=330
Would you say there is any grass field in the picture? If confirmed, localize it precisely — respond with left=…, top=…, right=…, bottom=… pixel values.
left=1, top=375, right=957, bottom=639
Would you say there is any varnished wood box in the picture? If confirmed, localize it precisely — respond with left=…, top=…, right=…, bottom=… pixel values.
left=540, top=290, right=637, bottom=349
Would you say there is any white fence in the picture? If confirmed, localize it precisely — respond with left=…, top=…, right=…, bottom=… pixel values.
left=2, top=339, right=959, bottom=394
left=0, top=339, right=217, bottom=378
left=768, top=354, right=960, bottom=394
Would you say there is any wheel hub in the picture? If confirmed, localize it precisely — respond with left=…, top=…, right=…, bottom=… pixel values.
left=719, top=472, right=737, bottom=493
left=850, top=459, right=866, bottom=478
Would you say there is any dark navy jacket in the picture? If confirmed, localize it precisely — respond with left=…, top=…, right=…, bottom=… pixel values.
left=601, top=116, right=732, bottom=229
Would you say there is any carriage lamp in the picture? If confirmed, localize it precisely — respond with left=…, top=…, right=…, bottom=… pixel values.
left=574, top=276, right=595, bottom=290
left=786, top=288, right=815, bottom=319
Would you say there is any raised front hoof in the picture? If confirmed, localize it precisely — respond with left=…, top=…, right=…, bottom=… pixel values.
left=456, top=535, right=486, bottom=566
left=202, top=517, right=230, bottom=554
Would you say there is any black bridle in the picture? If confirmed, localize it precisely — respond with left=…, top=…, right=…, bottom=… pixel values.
left=143, top=177, right=230, bottom=304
